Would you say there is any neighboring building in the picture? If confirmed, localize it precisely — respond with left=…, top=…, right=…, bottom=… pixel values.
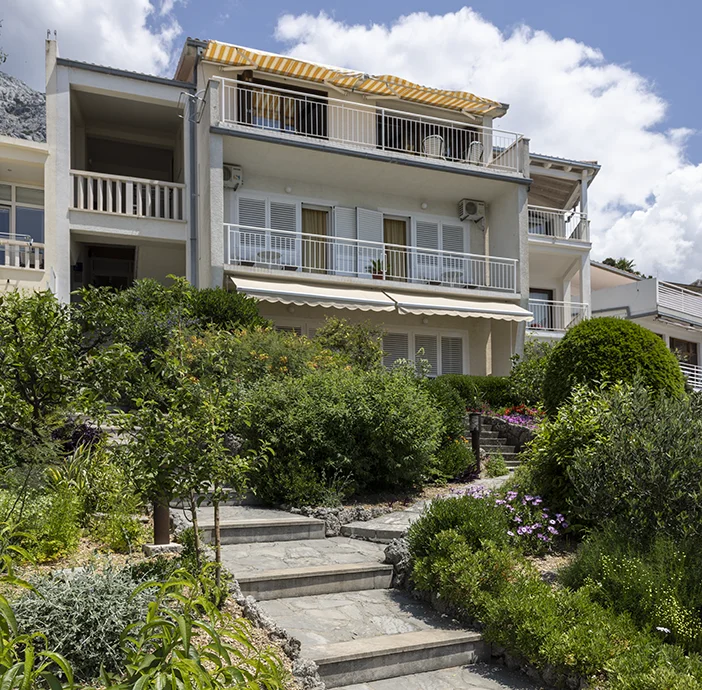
left=2, top=37, right=602, bottom=376
left=591, top=261, right=702, bottom=390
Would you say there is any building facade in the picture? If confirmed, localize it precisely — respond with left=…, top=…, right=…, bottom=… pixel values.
left=0, top=37, right=602, bottom=377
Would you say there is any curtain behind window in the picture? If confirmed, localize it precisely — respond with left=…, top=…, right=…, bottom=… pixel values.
left=383, top=218, right=407, bottom=280
left=302, top=208, right=328, bottom=272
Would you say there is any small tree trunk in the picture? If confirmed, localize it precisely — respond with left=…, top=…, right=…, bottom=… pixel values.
left=189, top=491, right=201, bottom=571
left=153, top=499, right=170, bottom=545
left=214, top=490, right=221, bottom=587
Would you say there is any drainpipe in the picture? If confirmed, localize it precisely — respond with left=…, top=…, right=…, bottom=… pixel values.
left=188, top=52, right=200, bottom=287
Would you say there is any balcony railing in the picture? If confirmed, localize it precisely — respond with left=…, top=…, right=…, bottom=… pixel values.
left=219, top=80, right=525, bottom=175
left=527, top=299, right=589, bottom=331
left=225, top=223, right=518, bottom=293
left=658, top=281, right=702, bottom=322
left=528, top=206, right=589, bottom=241
left=680, top=362, right=702, bottom=391
left=70, top=171, right=185, bottom=221
left=0, top=233, right=44, bottom=270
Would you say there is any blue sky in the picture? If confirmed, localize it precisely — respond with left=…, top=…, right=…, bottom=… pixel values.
left=173, top=0, right=702, bottom=164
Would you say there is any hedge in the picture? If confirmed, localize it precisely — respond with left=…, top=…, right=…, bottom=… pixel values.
left=437, top=374, right=514, bottom=408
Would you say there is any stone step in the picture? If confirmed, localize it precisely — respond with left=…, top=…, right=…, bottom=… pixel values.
left=236, top=562, right=393, bottom=600
left=310, top=630, right=487, bottom=688
left=201, top=517, right=325, bottom=544
left=259, top=589, right=488, bottom=688
left=482, top=445, right=516, bottom=455
left=333, top=662, right=537, bottom=690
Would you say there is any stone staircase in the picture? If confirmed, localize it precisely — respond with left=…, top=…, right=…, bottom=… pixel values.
left=479, top=422, right=521, bottom=471
left=203, top=505, right=532, bottom=690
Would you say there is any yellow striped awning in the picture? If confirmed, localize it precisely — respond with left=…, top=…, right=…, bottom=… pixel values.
left=204, top=41, right=506, bottom=118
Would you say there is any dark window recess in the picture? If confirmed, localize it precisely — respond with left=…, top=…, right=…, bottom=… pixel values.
left=86, top=245, right=136, bottom=290
left=670, top=337, right=699, bottom=366
left=237, top=76, right=328, bottom=138
left=86, top=137, right=174, bottom=182
left=530, top=289, right=555, bottom=329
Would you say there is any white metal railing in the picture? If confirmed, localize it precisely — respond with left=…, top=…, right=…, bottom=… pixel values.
left=528, top=205, right=589, bottom=241
left=70, top=171, right=185, bottom=221
left=219, top=79, right=526, bottom=174
left=680, top=362, right=702, bottom=391
left=658, top=281, right=702, bottom=322
left=0, top=233, right=44, bottom=270
left=225, top=223, right=518, bottom=293
left=527, top=299, right=589, bottom=331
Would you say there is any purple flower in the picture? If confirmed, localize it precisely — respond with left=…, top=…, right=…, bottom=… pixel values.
left=507, top=530, right=515, bottom=537
left=548, top=526, right=558, bottom=535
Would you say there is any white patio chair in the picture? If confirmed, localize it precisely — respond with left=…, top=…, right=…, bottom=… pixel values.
left=466, top=140, right=483, bottom=164
left=422, top=134, right=445, bottom=159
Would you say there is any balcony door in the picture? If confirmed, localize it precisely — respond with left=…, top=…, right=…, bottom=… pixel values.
left=302, top=206, right=330, bottom=273
left=529, top=288, right=555, bottom=329
left=670, top=337, right=699, bottom=367
left=383, top=217, right=409, bottom=281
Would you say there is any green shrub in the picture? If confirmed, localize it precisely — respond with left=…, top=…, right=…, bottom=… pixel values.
left=244, top=367, right=442, bottom=505
left=438, top=374, right=513, bottom=408
left=424, top=377, right=467, bottom=440
left=190, top=286, right=269, bottom=329
left=0, top=487, right=81, bottom=562
left=408, top=509, right=702, bottom=686
left=522, top=380, right=702, bottom=541
left=89, top=511, right=149, bottom=554
left=561, top=530, right=702, bottom=654
left=314, top=317, right=385, bottom=370
left=543, top=317, right=685, bottom=415
left=508, top=339, right=554, bottom=406
left=430, top=440, right=475, bottom=482
left=484, top=452, right=509, bottom=478
left=13, top=563, right=152, bottom=681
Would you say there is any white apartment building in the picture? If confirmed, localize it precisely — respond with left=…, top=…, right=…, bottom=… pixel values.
left=0, top=37, right=599, bottom=377
left=592, top=262, right=702, bottom=390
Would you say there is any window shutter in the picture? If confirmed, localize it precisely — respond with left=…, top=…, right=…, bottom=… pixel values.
left=237, top=196, right=266, bottom=227
left=441, top=223, right=465, bottom=253
left=415, top=220, right=440, bottom=282
left=270, top=200, right=298, bottom=265
left=415, top=334, right=438, bottom=377
left=333, top=207, right=357, bottom=275
left=357, top=208, right=384, bottom=275
left=441, top=337, right=463, bottom=374
left=383, top=333, right=409, bottom=369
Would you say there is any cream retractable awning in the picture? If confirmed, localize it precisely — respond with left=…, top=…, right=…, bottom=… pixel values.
left=231, top=277, right=396, bottom=312
left=384, top=292, right=533, bottom=322
left=204, top=41, right=506, bottom=117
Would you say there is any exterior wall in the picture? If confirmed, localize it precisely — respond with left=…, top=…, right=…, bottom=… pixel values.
left=592, top=279, right=657, bottom=318
left=253, top=300, right=514, bottom=376
left=136, top=243, right=186, bottom=281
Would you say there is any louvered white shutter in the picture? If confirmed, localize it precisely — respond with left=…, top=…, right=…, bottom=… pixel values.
left=415, top=334, right=439, bottom=377
left=270, top=200, right=298, bottom=266
left=441, top=336, right=464, bottom=374
left=441, top=223, right=466, bottom=285
left=415, top=220, right=440, bottom=282
left=357, top=208, right=384, bottom=275
left=237, top=197, right=267, bottom=262
left=333, top=207, right=356, bottom=275
left=383, top=333, right=409, bottom=369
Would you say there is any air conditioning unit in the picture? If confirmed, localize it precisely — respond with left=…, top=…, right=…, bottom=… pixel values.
left=458, top=198, right=486, bottom=223
left=223, top=164, right=243, bottom=190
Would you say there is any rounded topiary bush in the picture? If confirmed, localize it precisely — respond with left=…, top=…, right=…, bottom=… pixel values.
left=543, top=317, right=685, bottom=415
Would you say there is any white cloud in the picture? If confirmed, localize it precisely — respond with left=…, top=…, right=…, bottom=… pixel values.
left=2, top=0, right=182, bottom=90
left=275, top=9, right=702, bottom=281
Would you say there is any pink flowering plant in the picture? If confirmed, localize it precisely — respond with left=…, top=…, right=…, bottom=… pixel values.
left=451, top=485, right=567, bottom=555
left=466, top=403, right=544, bottom=430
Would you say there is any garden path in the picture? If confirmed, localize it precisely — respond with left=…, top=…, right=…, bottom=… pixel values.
left=207, top=487, right=536, bottom=690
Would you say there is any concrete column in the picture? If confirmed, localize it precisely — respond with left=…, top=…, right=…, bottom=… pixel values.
left=580, top=170, right=589, bottom=216
left=516, top=182, right=529, bottom=358
left=581, top=251, right=592, bottom=316
left=45, top=39, right=72, bottom=302
left=468, top=319, right=490, bottom=376
left=491, top=320, right=515, bottom=376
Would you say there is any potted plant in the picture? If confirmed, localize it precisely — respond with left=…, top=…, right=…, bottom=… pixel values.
left=367, top=258, right=385, bottom=280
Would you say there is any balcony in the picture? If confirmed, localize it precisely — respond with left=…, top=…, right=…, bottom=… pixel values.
left=528, top=206, right=589, bottom=242
left=658, top=281, right=702, bottom=323
left=0, top=233, right=44, bottom=271
left=70, top=171, right=185, bottom=222
left=225, top=223, right=518, bottom=293
left=527, top=299, right=589, bottom=332
left=680, top=362, right=702, bottom=392
left=219, top=80, right=526, bottom=175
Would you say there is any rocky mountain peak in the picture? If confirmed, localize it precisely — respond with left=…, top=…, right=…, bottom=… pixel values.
left=0, top=71, right=46, bottom=142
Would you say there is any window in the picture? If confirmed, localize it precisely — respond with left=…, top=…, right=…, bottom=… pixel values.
left=415, top=334, right=438, bottom=376
left=0, top=183, right=44, bottom=268
left=670, top=337, right=699, bottom=366
left=441, top=336, right=464, bottom=374
left=383, top=333, right=409, bottom=368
